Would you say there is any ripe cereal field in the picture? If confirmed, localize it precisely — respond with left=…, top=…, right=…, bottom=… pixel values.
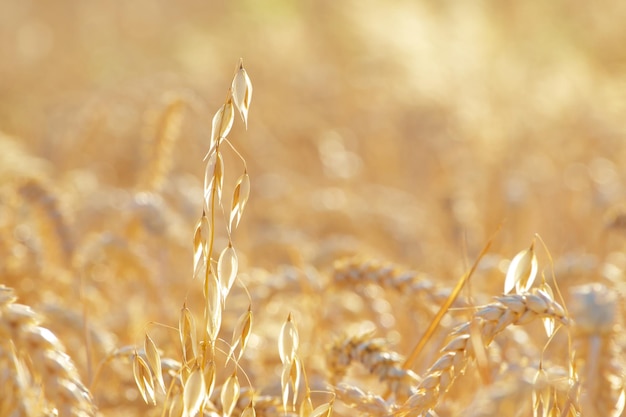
left=1, top=2, right=626, bottom=416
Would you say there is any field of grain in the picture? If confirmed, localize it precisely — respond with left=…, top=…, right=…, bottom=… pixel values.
left=1, top=1, right=626, bottom=416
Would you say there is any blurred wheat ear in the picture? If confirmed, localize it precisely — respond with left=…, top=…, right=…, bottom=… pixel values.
left=0, top=285, right=96, bottom=416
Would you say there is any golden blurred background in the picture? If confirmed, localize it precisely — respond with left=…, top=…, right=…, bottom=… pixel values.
left=1, top=0, right=626, bottom=415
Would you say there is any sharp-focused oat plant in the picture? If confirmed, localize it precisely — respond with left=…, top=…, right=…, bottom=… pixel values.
left=129, top=59, right=254, bottom=417
left=129, top=60, right=334, bottom=417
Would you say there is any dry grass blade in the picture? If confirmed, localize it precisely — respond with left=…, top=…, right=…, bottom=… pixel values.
left=403, top=233, right=495, bottom=370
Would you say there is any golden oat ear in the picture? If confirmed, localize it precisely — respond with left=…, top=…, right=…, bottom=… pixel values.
left=217, top=243, right=238, bottom=303
left=241, top=401, right=256, bottom=417
left=206, top=98, right=235, bottom=161
left=221, top=371, right=241, bottom=417
left=144, top=333, right=166, bottom=394
left=192, top=214, right=210, bottom=281
left=204, top=149, right=225, bottom=209
left=229, top=171, right=251, bottom=232
left=279, top=313, right=299, bottom=366
left=279, top=313, right=300, bottom=411
left=227, top=305, right=253, bottom=365
left=204, top=271, right=222, bottom=344
left=504, top=241, right=538, bottom=295
left=300, top=392, right=314, bottom=417
left=203, top=360, right=216, bottom=401
left=309, top=399, right=333, bottom=417
left=182, top=365, right=205, bottom=417
left=179, top=304, right=197, bottom=366
left=133, top=351, right=156, bottom=405
left=232, top=59, right=253, bottom=128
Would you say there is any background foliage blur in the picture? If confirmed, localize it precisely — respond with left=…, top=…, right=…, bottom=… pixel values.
left=1, top=1, right=626, bottom=414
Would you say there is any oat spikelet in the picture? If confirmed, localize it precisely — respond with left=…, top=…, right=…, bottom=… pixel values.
left=395, top=290, right=569, bottom=416
left=232, top=58, right=253, bottom=128
left=503, top=242, right=538, bottom=294
left=0, top=285, right=95, bottom=416
left=279, top=313, right=300, bottom=411
left=328, top=333, right=419, bottom=401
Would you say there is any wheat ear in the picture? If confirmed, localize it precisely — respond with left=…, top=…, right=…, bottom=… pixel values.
left=335, top=382, right=394, bottom=416
left=395, top=290, right=569, bottom=416
left=0, top=285, right=95, bottom=416
left=329, top=333, right=419, bottom=401
left=18, top=178, right=74, bottom=267
left=138, top=95, right=186, bottom=192
left=333, top=258, right=457, bottom=307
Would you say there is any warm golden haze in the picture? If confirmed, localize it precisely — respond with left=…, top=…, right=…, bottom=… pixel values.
left=1, top=1, right=626, bottom=416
